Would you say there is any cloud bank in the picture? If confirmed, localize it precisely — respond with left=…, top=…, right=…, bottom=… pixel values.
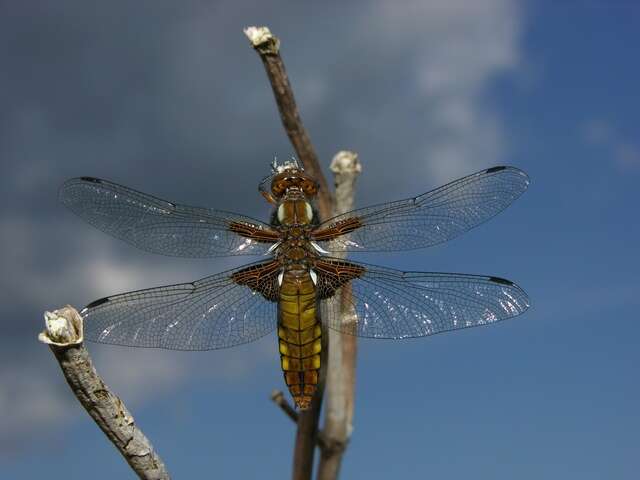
left=0, top=0, right=523, bottom=453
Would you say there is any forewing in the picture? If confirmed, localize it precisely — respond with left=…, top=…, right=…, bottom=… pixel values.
left=81, top=260, right=280, bottom=350
left=60, top=177, right=279, bottom=257
left=312, top=166, right=529, bottom=252
left=317, top=258, right=529, bottom=339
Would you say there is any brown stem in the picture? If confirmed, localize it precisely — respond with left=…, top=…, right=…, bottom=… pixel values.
left=292, top=388, right=324, bottom=480
left=244, top=26, right=333, bottom=221
left=271, top=390, right=331, bottom=451
left=39, top=306, right=170, bottom=480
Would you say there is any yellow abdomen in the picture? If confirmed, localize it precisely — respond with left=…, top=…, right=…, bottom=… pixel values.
left=278, top=270, right=321, bottom=409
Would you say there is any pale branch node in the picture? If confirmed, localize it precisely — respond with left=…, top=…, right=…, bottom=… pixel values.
left=39, top=306, right=170, bottom=480
left=330, top=150, right=363, bottom=175
left=39, top=305, right=84, bottom=346
left=243, top=26, right=280, bottom=54
left=244, top=24, right=333, bottom=222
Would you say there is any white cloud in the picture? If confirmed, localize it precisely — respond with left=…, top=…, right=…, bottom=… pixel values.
left=0, top=217, right=269, bottom=452
left=0, top=0, right=528, bottom=454
left=615, top=144, right=640, bottom=169
left=157, top=0, right=523, bottom=186
left=362, top=0, right=522, bottom=182
left=583, top=119, right=640, bottom=170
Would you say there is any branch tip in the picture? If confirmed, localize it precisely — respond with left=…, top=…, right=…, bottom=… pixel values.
left=243, top=26, right=280, bottom=54
left=271, top=389, right=300, bottom=425
left=271, top=389, right=285, bottom=403
left=330, top=151, right=362, bottom=175
left=39, top=305, right=83, bottom=346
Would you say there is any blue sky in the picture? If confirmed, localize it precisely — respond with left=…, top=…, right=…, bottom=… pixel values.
left=1, top=1, right=638, bottom=478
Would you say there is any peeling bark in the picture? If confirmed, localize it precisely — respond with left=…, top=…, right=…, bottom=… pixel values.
left=39, top=306, right=170, bottom=480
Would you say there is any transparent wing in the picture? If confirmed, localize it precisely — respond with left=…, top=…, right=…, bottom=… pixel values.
left=80, top=260, right=280, bottom=350
left=312, top=166, right=529, bottom=252
left=60, top=177, right=279, bottom=257
left=317, top=258, right=529, bottom=339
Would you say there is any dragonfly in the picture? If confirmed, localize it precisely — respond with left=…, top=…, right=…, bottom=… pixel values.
left=60, top=161, right=530, bottom=409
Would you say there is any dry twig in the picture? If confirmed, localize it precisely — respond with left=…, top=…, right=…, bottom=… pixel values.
left=39, top=306, right=170, bottom=480
left=317, top=152, right=361, bottom=480
left=244, top=26, right=333, bottom=221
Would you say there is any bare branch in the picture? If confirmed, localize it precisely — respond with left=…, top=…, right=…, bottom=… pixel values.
left=244, top=26, right=333, bottom=221
left=39, top=306, right=170, bottom=480
left=317, top=152, right=361, bottom=480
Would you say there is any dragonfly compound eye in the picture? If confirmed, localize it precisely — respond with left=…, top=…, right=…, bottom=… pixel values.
left=301, top=180, right=318, bottom=197
left=272, top=179, right=288, bottom=197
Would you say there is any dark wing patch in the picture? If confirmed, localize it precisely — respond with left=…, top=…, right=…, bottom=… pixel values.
left=231, top=260, right=281, bottom=301
left=229, top=221, right=281, bottom=243
left=313, top=258, right=365, bottom=300
left=311, top=218, right=363, bottom=242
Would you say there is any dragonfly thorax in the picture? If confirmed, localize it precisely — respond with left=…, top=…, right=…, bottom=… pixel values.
left=277, top=198, right=314, bottom=225
left=276, top=226, right=318, bottom=266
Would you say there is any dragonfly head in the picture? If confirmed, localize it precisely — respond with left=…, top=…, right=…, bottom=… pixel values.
left=259, top=158, right=319, bottom=205
left=258, top=159, right=318, bottom=226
